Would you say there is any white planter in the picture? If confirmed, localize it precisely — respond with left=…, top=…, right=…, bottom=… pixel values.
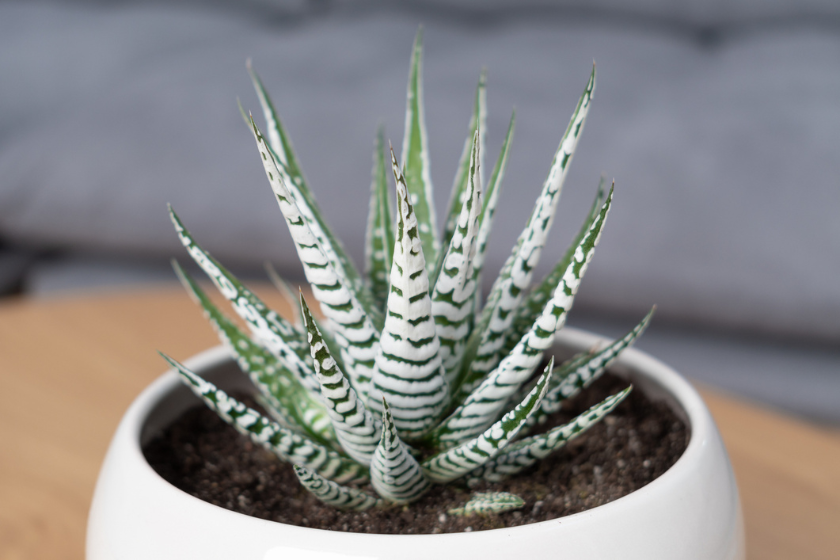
left=87, top=328, right=745, bottom=560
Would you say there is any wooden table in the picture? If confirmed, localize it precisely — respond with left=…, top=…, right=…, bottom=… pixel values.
left=1, top=286, right=838, bottom=560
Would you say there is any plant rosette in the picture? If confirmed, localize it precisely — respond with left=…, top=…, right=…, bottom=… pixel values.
left=87, top=28, right=743, bottom=559
left=87, top=333, right=744, bottom=559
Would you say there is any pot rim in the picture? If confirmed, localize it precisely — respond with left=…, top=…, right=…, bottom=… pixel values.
left=126, top=326, right=712, bottom=541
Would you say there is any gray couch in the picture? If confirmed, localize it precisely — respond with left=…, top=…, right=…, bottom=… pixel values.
left=1, top=1, right=838, bottom=422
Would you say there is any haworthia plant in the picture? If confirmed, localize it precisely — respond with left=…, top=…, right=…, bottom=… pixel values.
left=165, top=33, right=652, bottom=517
left=448, top=492, right=525, bottom=516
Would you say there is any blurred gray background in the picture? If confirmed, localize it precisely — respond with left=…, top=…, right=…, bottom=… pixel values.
left=1, top=0, right=838, bottom=424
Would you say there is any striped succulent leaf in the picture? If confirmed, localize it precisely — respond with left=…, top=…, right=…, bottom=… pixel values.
left=465, top=66, right=597, bottom=386
left=267, top=261, right=346, bottom=373
left=529, top=308, right=654, bottom=427
left=247, top=63, right=382, bottom=328
left=448, top=492, right=525, bottom=516
left=469, top=386, right=632, bottom=484
left=249, top=117, right=381, bottom=402
left=472, top=110, right=515, bottom=285
left=503, top=176, right=608, bottom=355
left=401, top=28, right=439, bottom=269
left=431, top=185, right=613, bottom=445
left=369, top=148, right=449, bottom=438
left=162, top=354, right=368, bottom=484
left=421, top=363, right=552, bottom=483
left=172, top=261, right=336, bottom=446
left=364, top=126, right=395, bottom=310
left=168, top=207, right=318, bottom=391
left=431, top=130, right=483, bottom=386
left=437, top=69, right=487, bottom=279
left=300, top=294, right=381, bottom=466
left=370, top=399, right=431, bottom=504
left=294, top=466, right=383, bottom=511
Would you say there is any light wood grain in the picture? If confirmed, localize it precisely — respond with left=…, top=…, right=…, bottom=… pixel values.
left=0, top=286, right=838, bottom=560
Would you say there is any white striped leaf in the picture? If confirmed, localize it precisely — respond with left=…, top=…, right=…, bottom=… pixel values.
left=172, top=262, right=336, bottom=446
left=266, top=262, right=346, bottom=373
left=369, top=148, right=449, bottom=438
left=162, top=354, right=368, bottom=484
left=300, top=294, right=381, bottom=466
left=247, top=63, right=382, bottom=329
left=430, top=186, right=613, bottom=446
left=529, top=308, right=653, bottom=427
left=294, top=466, right=383, bottom=511
left=448, top=492, right=525, bottom=516
left=421, top=363, right=552, bottom=484
left=248, top=118, right=381, bottom=402
left=400, top=28, right=439, bottom=269
left=436, top=69, right=486, bottom=282
left=364, top=126, right=395, bottom=310
left=465, top=66, right=596, bottom=387
left=472, top=109, right=515, bottom=286
left=370, top=399, right=431, bottom=504
left=431, top=130, right=482, bottom=386
left=469, top=387, right=632, bottom=484
left=503, top=176, right=607, bottom=356
left=168, top=207, right=319, bottom=394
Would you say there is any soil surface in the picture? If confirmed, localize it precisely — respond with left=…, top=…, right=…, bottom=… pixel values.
left=144, top=373, right=688, bottom=534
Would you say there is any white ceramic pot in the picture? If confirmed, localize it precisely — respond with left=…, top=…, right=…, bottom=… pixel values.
left=87, top=328, right=745, bottom=560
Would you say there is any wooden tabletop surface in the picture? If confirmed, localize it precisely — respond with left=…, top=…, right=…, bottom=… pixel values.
left=1, top=286, right=838, bottom=560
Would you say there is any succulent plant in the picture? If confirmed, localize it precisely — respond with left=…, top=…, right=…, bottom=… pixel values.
left=161, top=29, right=653, bottom=518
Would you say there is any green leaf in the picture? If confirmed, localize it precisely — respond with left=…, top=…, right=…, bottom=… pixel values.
left=168, top=207, right=317, bottom=391
left=431, top=130, right=483, bottom=386
left=247, top=63, right=383, bottom=330
left=437, top=69, right=486, bottom=278
left=299, top=294, right=381, bottom=466
left=370, top=399, right=431, bottom=504
left=469, top=387, right=632, bottom=484
left=433, top=184, right=613, bottom=445
left=448, top=492, right=525, bottom=516
left=503, top=175, right=607, bottom=356
left=400, top=27, right=439, bottom=269
left=529, top=307, right=654, bottom=427
left=369, top=148, right=449, bottom=439
left=464, top=66, right=597, bottom=388
left=294, top=466, right=383, bottom=511
left=172, top=261, right=336, bottom=446
left=163, top=353, right=368, bottom=484
left=364, top=126, right=395, bottom=310
left=421, top=362, right=552, bottom=483
left=248, top=118, right=381, bottom=402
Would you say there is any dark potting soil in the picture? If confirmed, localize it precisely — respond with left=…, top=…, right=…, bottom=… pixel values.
left=144, top=373, right=688, bottom=534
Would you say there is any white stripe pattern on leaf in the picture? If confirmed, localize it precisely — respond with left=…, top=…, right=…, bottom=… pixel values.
left=164, top=354, right=368, bottom=484
left=469, top=67, right=596, bottom=382
left=370, top=400, right=430, bottom=504
left=369, top=149, right=448, bottom=439
left=294, top=466, right=382, bottom=511
left=300, top=295, right=381, bottom=466
left=249, top=119, right=380, bottom=402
